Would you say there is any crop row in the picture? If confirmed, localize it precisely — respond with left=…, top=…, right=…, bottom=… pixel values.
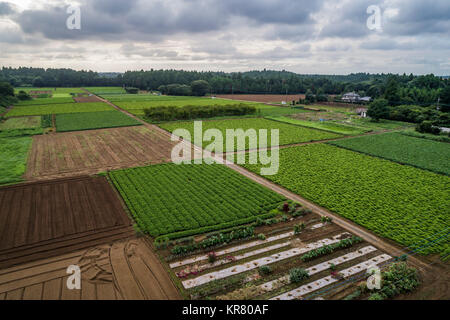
left=329, top=132, right=450, bottom=175
left=242, top=144, right=450, bottom=255
left=6, top=102, right=114, bottom=117
left=55, top=111, right=141, bottom=132
left=159, top=118, right=341, bottom=151
left=109, top=163, right=286, bottom=239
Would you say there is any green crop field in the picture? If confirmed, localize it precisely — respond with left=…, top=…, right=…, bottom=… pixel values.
left=84, top=87, right=126, bottom=95
left=0, top=137, right=32, bottom=185
left=159, top=118, right=341, bottom=151
left=15, top=87, right=85, bottom=94
left=0, top=116, right=44, bottom=138
left=55, top=111, right=142, bottom=132
left=267, top=116, right=369, bottom=135
left=242, top=144, right=450, bottom=255
left=15, top=97, right=75, bottom=106
left=114, top=97, right=268, bottom=115
left=103, top=94, right=186, bottom=102
left=0, top=116, right=41, bottom=130
left=6, top=102, right=114, bottom=117
left=258, top=107, right=311, bottom=117
left=329, top=132, right=450, bottom=175
left=109, top=163, right=286, bottom=239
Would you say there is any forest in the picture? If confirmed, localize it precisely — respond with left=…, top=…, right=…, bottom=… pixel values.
left=1, top=67, right=449, bottom=107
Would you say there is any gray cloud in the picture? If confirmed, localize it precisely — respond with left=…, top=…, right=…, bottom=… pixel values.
left=0, top=2, right=14, bottom=16
left=1, top=0, right=449, bottom=74
left=384, top=0, right=450, bottom=36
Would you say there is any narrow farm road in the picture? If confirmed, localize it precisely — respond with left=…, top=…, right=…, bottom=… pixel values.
left=86, top=89, right=434, bottom=272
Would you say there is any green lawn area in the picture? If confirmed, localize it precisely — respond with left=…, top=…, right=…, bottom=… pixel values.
left=241, top=144, right=450, bottom=255
left=329, top=132, right=450, bottom=175
left=6, top=102, right=114, bottom=117
left=0, top=137, right=32, bottom=185
left=109, top=163, right=286, bottom=239
left=15, top=97, right=75, bottom=106
left=55, top=111, right=142, bottom=132
left=267, top=116, right=369, bottom=135
left=158, top=118, right=341, bottom=151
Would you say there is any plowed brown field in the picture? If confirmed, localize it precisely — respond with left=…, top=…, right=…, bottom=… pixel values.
left=26, top=126, right=177, bottom=180
left=0, top=238, right=181, bottom=300
left=0, top=176, right=133, bottom=269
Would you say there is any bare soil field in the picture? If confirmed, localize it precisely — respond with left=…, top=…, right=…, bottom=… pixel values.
left=73, top=96, right=102, bottom=103
left=216, top=94, right=306, bottom=103
left=26, top=126, right=177, bottom=180
left=0, top=176, right=133, bottom=269
left=0, top=237, right=181, bottom=300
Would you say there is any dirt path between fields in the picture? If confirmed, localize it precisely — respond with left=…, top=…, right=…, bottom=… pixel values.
left=86, top=89, right=441, bottom=274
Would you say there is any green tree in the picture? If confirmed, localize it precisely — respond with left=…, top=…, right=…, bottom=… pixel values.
left=440, top=85, right=450, bottom=112
left=17, top=90, right=32, bottom=101
left=368, top=98, right=390, bottom=122
left=384, top=77, right=400, bottom=105
left=190, top=80, right=210, bottom=96
left=0, top=82, right=14, bottom=97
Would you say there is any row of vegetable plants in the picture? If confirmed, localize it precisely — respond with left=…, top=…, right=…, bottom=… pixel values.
left=241, top=144, right=450, bottom=255
left=108, top=163, right=286, bottom=240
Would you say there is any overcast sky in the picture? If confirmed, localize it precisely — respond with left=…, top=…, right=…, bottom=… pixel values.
left=0, top=0, right=449, bottom=75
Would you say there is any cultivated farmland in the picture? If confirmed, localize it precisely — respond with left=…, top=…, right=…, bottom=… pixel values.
left=15, top=97, right=75, bottom=106
left=0, top=137, right=32, bottom=185
left=0, top=116, right=41, bottom=131
left=267, top=116, right=370, bottom=135
left=159, top=118, right=342, bottom=151
left=26, top=126, right=179, bottom=180
left=216, top=94, right=306, bottom=103
left=329, top=132, right=450, bottom=175
left=157, top=206, right=404, bottom=300
left=55, top=110, right=141, bottom=132
left=109, top=163, right=286, bottom=239
left=0, top=237, right=181, bottom=300
left=0, top=176, right=133, bottom=269
left=84, top=87, right=126, bottom=95
left=6, top=102, right=114, bottom=117
left=241, top=144, right=450, bottom=255
left=114, top=97, right=268, bottom=116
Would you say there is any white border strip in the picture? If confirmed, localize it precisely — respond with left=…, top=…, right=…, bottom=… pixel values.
left=270, top=254, right=392, bottom=300
left=171, top=223, right=325, bottom=269
left=182, top=233, right=349, bottom=289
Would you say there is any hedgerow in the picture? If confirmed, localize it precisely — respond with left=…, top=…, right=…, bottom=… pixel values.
left=242, top=144, right=450, bottom=255
left=108, top=163, right=286, bottom=239
left=144, top=104, right=257, bottom=122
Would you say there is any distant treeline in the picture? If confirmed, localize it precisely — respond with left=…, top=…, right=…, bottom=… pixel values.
left=1, top=67, right=449, bottom=106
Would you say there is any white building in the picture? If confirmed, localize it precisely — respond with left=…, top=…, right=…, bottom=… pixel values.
left=342, top=92, right=372, bottom=103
